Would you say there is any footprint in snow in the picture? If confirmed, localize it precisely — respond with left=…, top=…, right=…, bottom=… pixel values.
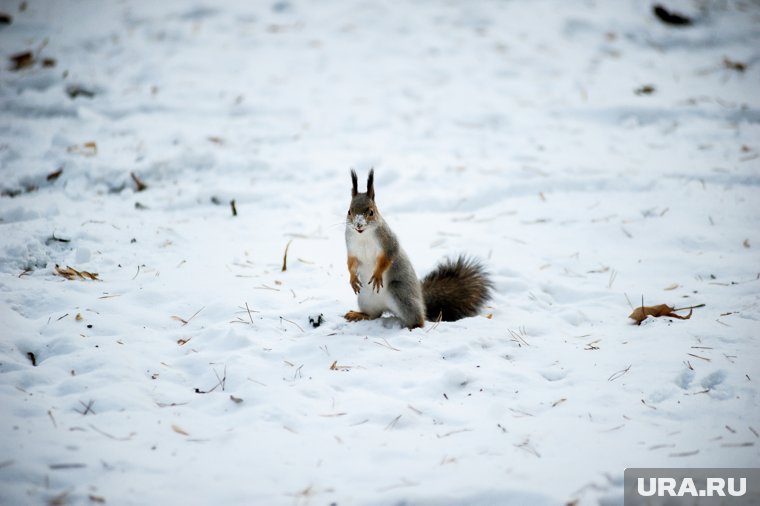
left=539, top=368, right=568, bottom=382
left=674, top=368, right=694, bottom=390
left=700, top=370, right=733, bottom=400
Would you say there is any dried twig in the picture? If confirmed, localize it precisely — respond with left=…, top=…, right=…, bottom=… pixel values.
left=508, top=328, right=530, bottom=347
left=76, top=400, right=95, bottom=415
left=425, top=311, right=443, bottom=333
left=194, top=365, right=227, bottom=394
left=55, top=265, right=99, bottom=281
left=373, top=337, right=399, bottom=351
left=282, top=239, right=292, bottom=272
left=89, top=424, right=134, bottom=440
left=514, top=438, right=541, bottom=457
left=130, top=172, right=147, bottom=192
left=608, top=364, right=631, bottom=382
left=385, top=415, right=402, bottom=431
left=280, top=316, right=304, bottom=333
left=172, top=306, right=204, bottom=326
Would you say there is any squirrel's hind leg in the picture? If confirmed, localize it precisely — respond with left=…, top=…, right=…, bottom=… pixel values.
left=386, top=281, right=425, bottom=330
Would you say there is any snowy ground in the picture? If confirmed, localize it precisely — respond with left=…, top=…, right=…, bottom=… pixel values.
left=1, top=0, right=759, bottom=504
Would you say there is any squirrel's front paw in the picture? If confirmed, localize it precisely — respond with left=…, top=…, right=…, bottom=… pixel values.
left=369, top=275, right=383, bottom=293
left=350, top=277, right=362, bottom=294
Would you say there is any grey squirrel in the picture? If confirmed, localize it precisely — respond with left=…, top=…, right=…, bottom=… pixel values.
left=344, top=169, right=492, bottom=329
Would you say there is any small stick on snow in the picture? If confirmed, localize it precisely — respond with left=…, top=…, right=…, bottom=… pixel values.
left=282, top=239, right=292, bottom=272
left=89, top=424, right=134, bottom=441
left=608, top=269, right=617, bottom=289
left=436, top=428, right=473, bottom=439
left=385, top=415, right=402, bottom=431
left=374, top=337, right=399, bottom=351
left=77, top=400, right=95, bottom=415
left=425, top=311, right=443, bottom=333
left=514, top=438, right=541, bottom=458
left=280, top=316, right=304, bottom=333
left=668, top=450, right=699, bottom=457
left=172, top=306, right=204, bottom=326
left=230, top=199, right=237, bottom=216
left=130, top=172, right=147, bottom=192
left=245, top=302, right=255, bottom=324
left=508, top=328, right=530, bottom=347
left=608, top=364, right=632, bottom=382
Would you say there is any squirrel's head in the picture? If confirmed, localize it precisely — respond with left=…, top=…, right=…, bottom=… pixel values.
left=347, top=168, right=380, bottom=234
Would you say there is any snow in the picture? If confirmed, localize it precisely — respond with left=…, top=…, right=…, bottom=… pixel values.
left=1, top=0, right=759, bottom=504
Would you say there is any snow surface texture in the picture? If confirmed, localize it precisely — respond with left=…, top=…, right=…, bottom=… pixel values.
left=1, top=0, right=759, bottom=505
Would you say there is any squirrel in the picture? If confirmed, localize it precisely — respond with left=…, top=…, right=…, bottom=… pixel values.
left=344, top=169, right=492, bottom=329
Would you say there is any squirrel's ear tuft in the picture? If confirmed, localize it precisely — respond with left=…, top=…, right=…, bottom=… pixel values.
left=350, top=169, right=358, bottom=197
left=367, top=168, right=375, bottom=201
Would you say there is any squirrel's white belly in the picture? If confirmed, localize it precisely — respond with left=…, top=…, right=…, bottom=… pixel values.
left=347, top=229, right=393, bottom=317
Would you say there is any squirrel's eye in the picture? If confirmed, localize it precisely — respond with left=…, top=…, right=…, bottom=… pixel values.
left=347, top=210, right=351, bottom=216
left=369, top=210, right=374, bottom=217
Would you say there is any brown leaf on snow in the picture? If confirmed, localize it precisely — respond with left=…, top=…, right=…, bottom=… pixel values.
left=67, top=142, right=97, bottom=157
left=9, top=51, right=34, bottom=71
left=46, top=167, right=63, bottom=182
left=55, top=265, right=99, bottom=281
left=634, top=84, right=656, bottom=96
left=628, top=303, right=703, bottom=325
left=723, top=57, right=746, bottom=72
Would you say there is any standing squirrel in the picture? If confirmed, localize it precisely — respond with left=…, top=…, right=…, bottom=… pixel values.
left=344, top=169, right=492, bottom=329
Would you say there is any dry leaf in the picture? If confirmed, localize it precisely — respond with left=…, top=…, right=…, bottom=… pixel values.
left=171, top=316, right=188, bottom=324
left=67, top=142, right=97, bottom=157
left=635, top=84, right=656, bottom=96
left=229, top=395, right=243, bottom=404
left=66, top=84, right=96, bottom=99
left=9, top=51, right=34, bottom=71
left=55, top=265, right=99, bottom=281
left=663, top=283, right=679, bottom=291
left=171, top=424, right=189, bottom=436
left=629, top=304, right=697, bottom=325
left=75, top=313, right=83, bottom=321
left=176, top=337, right=191, bottom=346
left=47, top=167, right=63, bottom=182
left=723, top=57, right=746, bottom=72
left=653, top=4, right=692, bottom=26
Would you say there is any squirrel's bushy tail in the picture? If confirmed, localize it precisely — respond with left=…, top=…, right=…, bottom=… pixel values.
left=421, top=255, right=492, bottom=322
